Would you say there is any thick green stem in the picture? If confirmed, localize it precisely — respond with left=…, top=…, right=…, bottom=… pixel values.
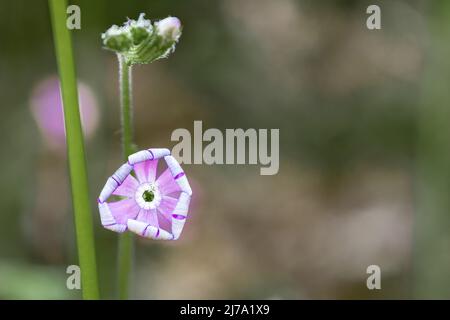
left=48, top=0, right=99, bottom=300
left=117, top=55, right=134, bottom=299
left=414, top=2, right=450, bottom=298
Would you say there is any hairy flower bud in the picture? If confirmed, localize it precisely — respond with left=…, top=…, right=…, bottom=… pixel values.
left=101, top=13, right=182, bottom=65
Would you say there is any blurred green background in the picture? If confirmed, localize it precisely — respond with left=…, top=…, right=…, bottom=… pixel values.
left=1, top=0, right=449, bottom=299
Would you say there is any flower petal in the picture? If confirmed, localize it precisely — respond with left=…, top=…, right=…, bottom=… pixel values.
left=112, top=174, right=139, bottom=198
left=136, top=208, right=159, bottom=227
left=157, top=195, right=178, bottom=219
left=107, top=198, right=140, bottom=224
left=98, top=202, right=127, bottom=233
left=127, top=219, right=174, bottom=240
left=156, top=168, right=181, bottom=196
left=134, top=159, right=158, bottom=183
left=164, top=155, right=192, bottom=195
left=170, top=192, right=191, bottom=240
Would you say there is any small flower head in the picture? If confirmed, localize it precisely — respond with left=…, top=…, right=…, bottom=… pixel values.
left=128, top=13, right=153, bottom=45
left=98, top=148, right=192, bottom=240
left=101, top=13, right=182, bottom=65
left=101, top=24, right=135, bottom=52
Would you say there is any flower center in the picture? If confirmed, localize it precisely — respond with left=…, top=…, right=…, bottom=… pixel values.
left=142, top=190, right=154, bottom=202
left=135, top=183, right=161, bottom=210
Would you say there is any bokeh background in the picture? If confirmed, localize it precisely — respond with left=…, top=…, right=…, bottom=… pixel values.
left=1, top=0, right=450, bottom=299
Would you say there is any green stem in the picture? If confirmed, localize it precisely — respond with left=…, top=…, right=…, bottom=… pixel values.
left=414, top=2, right=450, bottom=298
left=117, top=55, right=134, bottom=299
left=48, top=0, right=99, bottom=300
left=119, top=55, right=134, bottom=156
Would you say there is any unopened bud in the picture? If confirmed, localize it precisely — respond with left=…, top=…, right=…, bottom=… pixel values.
left=156, top=17, right=181, bottom=42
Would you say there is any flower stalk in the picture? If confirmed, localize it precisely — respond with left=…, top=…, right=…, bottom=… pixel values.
left=101, top=13, right=183, bottom=300
left=48, top=0, right=99, bottom=300
left=117, top=54, right=134, bottom=299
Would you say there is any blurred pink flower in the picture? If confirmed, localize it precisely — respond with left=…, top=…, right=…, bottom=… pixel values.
left=30, top=76, right=99, bottom=150
left=98, top=148, right=192, bottom=240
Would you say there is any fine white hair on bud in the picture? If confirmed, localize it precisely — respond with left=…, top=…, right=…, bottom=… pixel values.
left=133, top=13, right=152, bottom=29
left=156, top=17, right=182, bottom=42
left=101, top=24, right=133, bottom=52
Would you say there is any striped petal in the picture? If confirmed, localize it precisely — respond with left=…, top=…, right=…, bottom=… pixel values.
left=134, top=159, right=158, bottom=184
left=112, top=174, right=139, bottom=198
left=156, top=168, right=181, bottom=196
left=107, top=198, right=140, bottom=225
left=127, top=219, right=173, bottom=240
left=157, top=195, right=178, bottom=219
left=136, top=208, right=159, bottom=227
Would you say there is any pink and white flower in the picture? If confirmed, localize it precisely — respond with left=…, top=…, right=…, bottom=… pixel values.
left=98, top=148, right=192, bottom=240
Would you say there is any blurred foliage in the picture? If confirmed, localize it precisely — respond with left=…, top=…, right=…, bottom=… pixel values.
left=0, top=261, right=74, bottom=299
